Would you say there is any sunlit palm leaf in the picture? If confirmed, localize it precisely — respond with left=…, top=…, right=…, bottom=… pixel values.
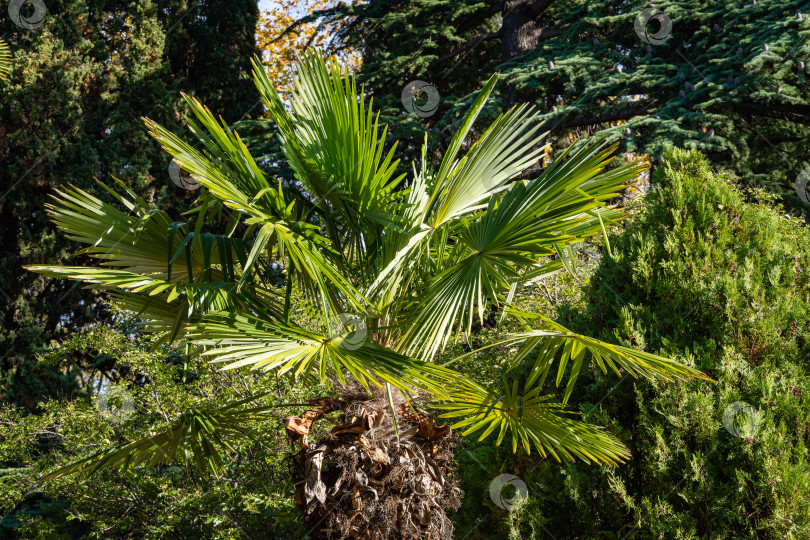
left=41, top=397, right=281, bottom=480
left=189, top=313, right=458, bottom=397
left=33, top=180, right=247, bottom=283
left=400, top=139, right=637, bottom=359
left=145, top=98, right=288, bottom=222
left=24, top=182, right=280, bottom=337
left=461, top=307, right=712, bottom=405
left=144, top=100, right=372, bottom=317
left=253, top=54, right=407, bottom=259
left=0, top=39, right=11, bottom=80
left=435, top=378, right=630, bottom=463
left=426, top=76, right=547, bottom=228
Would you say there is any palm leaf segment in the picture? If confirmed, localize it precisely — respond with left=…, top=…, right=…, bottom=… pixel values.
left=436, top=307, right=710, bottom=461
left=40, top=395, right=283, bottom=480
left=26, top=179, right=278, bottom=341
left=0, top=39, right=11, bottom=80
left=254, top=54, right=407, bottom=261
left=27, top=53, right=708, bottom=480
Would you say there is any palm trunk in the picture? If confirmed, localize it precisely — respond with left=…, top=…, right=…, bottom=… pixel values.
left=287, top=388, right=461, bottom=539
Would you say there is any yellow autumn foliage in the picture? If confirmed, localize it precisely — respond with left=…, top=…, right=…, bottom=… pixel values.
left=257, top=0, right=361, bottom=94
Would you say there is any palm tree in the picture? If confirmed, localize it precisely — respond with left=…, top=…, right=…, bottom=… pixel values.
left=27, top=54, right=707, bottom=537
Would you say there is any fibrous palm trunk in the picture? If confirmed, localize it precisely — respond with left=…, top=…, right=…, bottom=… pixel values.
left=287, top=387, right=461, bottom=539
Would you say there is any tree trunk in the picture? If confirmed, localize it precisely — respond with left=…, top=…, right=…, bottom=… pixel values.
left=287, top=388, right=461, bottom=539
left=502, top=1, right=559, bottom=179
left=502, top=0, right=557, bottom=61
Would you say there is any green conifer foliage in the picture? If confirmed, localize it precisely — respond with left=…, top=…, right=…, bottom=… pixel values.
left=300, top=1, right=809, bottom=198
left=496, top=149, right=810, bottom=537
left=0, top=0, right=259, bottom=406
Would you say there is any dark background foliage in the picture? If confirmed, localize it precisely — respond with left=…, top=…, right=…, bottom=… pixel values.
left=302, top=0, right=810, bottom=197
left=0, top=0, right=260, bottom=408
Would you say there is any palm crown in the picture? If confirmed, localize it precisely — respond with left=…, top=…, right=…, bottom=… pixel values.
left=27, top=54, right=708, bottom=478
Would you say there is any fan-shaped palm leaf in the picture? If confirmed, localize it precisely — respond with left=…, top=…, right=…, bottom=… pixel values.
left=40, top=395, right=285, bottom=480
left=453, top=306, right=712, bottom=405
left=189, top=313, right=459, bottom=397
left=253, top=55, right=409, bottom=267
left=398, top=138, right=638, bottom=359
left=436, top=378, right=630, bottom=463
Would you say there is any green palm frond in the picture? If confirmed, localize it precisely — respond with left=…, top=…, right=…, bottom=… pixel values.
left=24, top=265, right=208, bottom=298
left=432, top=303, right=709, bottom=462
left=436, top=378, right=630, bottom=463
left=0, top=39, right=11, bottom=80
left=365, top=87, right=563, bottom=322
left=399, top=138, right=638, bottom=359
left=32, top=180, right=247, bottom=282
left=145, top=97, right=287, bottom=223
left=240, top=219, right=372, bottom=318
left=144, top=94, right=372, bottom=318
left=41, top=396, right=282, bottom=480
left=362, top=152, right=433, bottom=310
left=25, top=181, right=283, bottom=338
left=454, top=306, right=712, bottom=405
left=253, top=54, right=407, bottom=258
left=426, top=75, right=547, bottom=228
left=188, top=313, right=459, bottom=397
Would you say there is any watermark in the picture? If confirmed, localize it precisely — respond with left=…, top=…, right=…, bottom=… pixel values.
left=794, top=164, right=810, bottom=204
left=488, top=473, right=528, bottom=510
left=168, top=158, right=201, bottom=191
left=634, top=8, right=673, bottom=45
left=97, top=385, right=135, bottom=424
left=9, top=0, right=47, bottom=30
left=722, top=401, right=760, bottom=439
left=329, top=313, right=367, bottom=351
left=401, top=80, right=440, bottom=118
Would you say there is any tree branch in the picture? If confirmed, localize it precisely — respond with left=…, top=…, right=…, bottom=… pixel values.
left=556, top=103, right=651, bottom=129
left=528, top=0, right=558, bottom=18
left=269, top=6, right=346, bottom=45
left=429, top=30, right=503, bottom=68
left=532, top=26, right=565, bottom=41
left=430, top=24, right=563, bottom=69
left=730, top=100, right=810, bottom=125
